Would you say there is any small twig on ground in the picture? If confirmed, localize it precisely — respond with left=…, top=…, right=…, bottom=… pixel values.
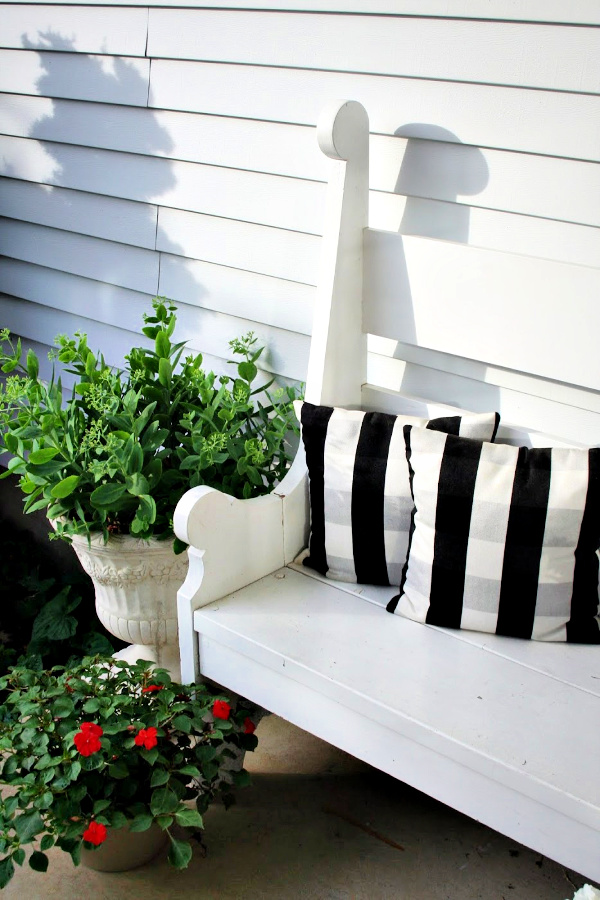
left=322, top=806, right=405, bottom=851
left=563, top=868, right=579, bottom=890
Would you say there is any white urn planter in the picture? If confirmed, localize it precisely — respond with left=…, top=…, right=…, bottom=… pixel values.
left=69, top=531, right=188, bottom=680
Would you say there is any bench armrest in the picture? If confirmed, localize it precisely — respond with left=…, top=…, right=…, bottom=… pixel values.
left=174, top=450, right=308, bottom=682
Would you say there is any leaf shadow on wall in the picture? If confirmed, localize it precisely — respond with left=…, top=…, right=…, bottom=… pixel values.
left=1, top=30, right=226, bottom=376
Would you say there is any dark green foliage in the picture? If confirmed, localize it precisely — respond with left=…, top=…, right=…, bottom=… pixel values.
left=0, top=521, right=115, bottom=676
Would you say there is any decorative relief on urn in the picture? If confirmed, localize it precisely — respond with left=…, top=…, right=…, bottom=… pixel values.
left=69, top=532, right=189, bottom=679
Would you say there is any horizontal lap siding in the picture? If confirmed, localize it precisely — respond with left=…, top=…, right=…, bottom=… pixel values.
left=6, top=1, right=600, bottom=22
left=0, top=95, right=326, bottom=177
left=146, top=11, right=600, bottom=93
left=156, top=209, right=320, bottom=285
left=0, top=267, right=309, bottom=382
left=0, top=5, right=148, bottom=55
left=0, top=50, right=150, bottom=104
left=0, top=178, right=158, bottom=248
left=1, top=96, right=598, bottom=226
left=0, top=135, right=326, bottom=232
left=4, top=1, right=600, bottom=24
left=149, top=60, right=600, bottom=161
left=0, top=3, right=598, bottom=393
left=0, top=218, right=160, bottom=293
left=367, top=198, right=600, bottom=269
left=363, top=359, right=600, bottom=448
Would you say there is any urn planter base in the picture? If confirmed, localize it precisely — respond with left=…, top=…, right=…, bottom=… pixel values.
left=113, top=641, right=182, bottom=681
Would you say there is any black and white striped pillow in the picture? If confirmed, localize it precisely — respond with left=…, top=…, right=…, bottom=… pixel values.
left=388, top=426, right=600, bottom=643
left=298, top=402, right=500, bottom=586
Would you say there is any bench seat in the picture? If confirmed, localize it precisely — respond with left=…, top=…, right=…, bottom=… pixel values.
left=192, top=564, right=600, bottom=881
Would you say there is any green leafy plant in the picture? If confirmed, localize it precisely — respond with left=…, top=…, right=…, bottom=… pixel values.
left=0, top=519, right=116, bottom=675
left=0, top=298, right=299, bottom=549
left=0, top=657, right=259, bottom=887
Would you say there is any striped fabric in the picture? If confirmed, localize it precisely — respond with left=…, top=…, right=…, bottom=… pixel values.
left=298, top=402, right=499, bottom=586
left=388, top=426, right=600, bottom=643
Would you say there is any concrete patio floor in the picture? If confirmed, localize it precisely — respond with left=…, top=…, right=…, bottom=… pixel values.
left=4, top=714, right=596, bottom=899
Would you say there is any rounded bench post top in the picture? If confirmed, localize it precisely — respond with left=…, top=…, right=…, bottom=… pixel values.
left=317, top=99, right=369, bottom=161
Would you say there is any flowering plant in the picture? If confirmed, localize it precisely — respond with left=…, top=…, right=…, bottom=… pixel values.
left=0, top=297, right=299, bottom=548
left=0, top=656, right=259, bottom=887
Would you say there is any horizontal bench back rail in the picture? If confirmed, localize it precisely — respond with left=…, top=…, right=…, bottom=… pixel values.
left=175, top=100, right=600, bottom=883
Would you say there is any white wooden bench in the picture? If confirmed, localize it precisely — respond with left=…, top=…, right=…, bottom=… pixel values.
left=174, top=100, right=600, bottom=882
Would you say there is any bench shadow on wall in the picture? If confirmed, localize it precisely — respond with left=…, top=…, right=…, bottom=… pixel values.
left=11, top=30, right=225, bottom=371
left=384, top=124, right=501, bottom=418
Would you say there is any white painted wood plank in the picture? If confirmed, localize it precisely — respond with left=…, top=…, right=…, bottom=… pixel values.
left=0, top=261, right=309, bottom=381
left=0, top=178, right=157, bottom=249
left=0, top=95, right=325, bottom=180
left=194, top=570, right=600, bottom=816
left=0, top=49, right=149, bottom=105
left=147, top=11, right=600, bottom=92
left=8, top=0, right=600, bottom=25
left=0, top=136, right=326, bottom=233
left=158, top=253, right=314, bottom=336
left=370, top=135, right=600, bottom=228
left=0, top=219, right=159, bottom=295
left=0, top=5, right=148, bottom=56
left=150, top=60, right=600, bottom=161
left=364, top=229, right=600, bottom=390
left=157, top=208, right=319, bottom=285
left=370, top=195, right=600, bottom=270
left=364, top=356, right=600, bottom=447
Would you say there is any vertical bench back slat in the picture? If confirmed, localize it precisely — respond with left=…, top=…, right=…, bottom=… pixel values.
left=304, top=100, right=369, bottom=408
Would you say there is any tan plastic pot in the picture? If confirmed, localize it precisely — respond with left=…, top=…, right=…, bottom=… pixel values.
left=81, top=823, right=168, bottom=872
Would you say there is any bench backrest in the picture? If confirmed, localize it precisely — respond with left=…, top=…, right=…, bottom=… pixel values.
left=306, top=100, right=600, bottom=449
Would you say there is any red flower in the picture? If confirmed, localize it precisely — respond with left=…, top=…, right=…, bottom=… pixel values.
left=142, top=684, right=163, bottom=693
left=134, top=726, right=158, bottom=750
left=212, top=700, right=231, bottom=721
left=83, top=821, right=107, bottom=846
left=243, top=717, right=256, bottom=735
left=81, top=722, right=103, bottom=737
left=74, top=722, right=103, bottom=757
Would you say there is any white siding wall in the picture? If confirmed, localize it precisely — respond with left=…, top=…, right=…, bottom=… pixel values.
left=0, top=2, right=598, bottom=385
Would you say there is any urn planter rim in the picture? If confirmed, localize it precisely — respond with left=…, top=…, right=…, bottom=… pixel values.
left=71, top=532, right=178, bottom=553
left=51, top=519, right=185, bottom=555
